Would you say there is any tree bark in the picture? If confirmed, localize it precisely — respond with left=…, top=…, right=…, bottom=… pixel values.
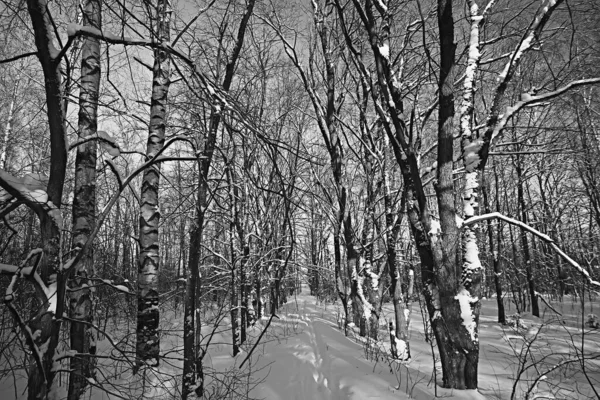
left=515, top=155, right=539, bottom=316
left=68, top=0, right=101, bottom=397
left=487, top=163, right=506, bottom=324
left=136, top=0, right=171, bottom=369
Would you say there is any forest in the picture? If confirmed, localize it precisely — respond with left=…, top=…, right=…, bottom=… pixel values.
left=0, top=0, right=599, bottom=399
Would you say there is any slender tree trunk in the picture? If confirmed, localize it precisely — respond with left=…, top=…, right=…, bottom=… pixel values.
left=230, top=229, right=239, bottom=356
left=227, top=165, right=239, bottom=355
left=0, top=83, right=17, bottom=168
left=136, top=0, right=171, bottom=369
left=255, top=271, right=262, bottom=319
left=488, top=163, right=506, bottom=324
left=182, top=207, right=204, bottom=399
left=515, top=156, right=539, bottom=317
left=182, top=3, right=255, bottom=396
left=384, top=175, right=409, bottom=359
left=333, top=228, right=349, bottom=331
left=68, top=1, right=101, bottom=397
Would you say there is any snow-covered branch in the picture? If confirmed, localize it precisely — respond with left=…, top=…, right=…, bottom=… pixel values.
left=490, top=77, right=600, bottom=143
left=476, top=0, right=565, bottom=170
left=2, top=248, right=44, bottom=301
left=462, top=212, right=600, bottom=288
left=68, top=130, right=120, bottom=155
left=497, top=0, right=563, bottom=83
left=3, top=248, right=48, bottom=383
left=0, top=169, right=62, bottom=226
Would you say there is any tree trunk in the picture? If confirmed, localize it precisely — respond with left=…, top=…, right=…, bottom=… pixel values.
left=0, top=82, right=17, bottom=168
left=230, top=241, right=239, bottom=356
left=383, top=143, right=409, bottom=359
left=68, top=1, right=101, bottom=397
left=515, top=156, right=539, bottom=317
left=484, top=164, right=506, bottom=324
left=21, top=1, right=70, bottom=397
left=136, top=0, right=171, bottom=369
left=181, top=3, right=254, bottom=395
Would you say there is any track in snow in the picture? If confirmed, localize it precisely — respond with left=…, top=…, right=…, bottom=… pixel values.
left=250, top=297, right=412, bottom=400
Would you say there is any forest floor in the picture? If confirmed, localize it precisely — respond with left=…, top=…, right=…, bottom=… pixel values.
left=1, top=289, right=599, bottom=399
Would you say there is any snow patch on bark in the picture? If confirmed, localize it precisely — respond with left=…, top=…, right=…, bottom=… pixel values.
left=498, top=0, right=558, bottom=82
left=379, top=44, right=390, bottom=60
left=455, top=288, right=478, bottom=342
left=428, top=218, right=441, bottom=244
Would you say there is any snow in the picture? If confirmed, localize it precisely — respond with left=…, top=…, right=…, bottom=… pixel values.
left=455, top=287, right=478, bottom=342
left=67, top=23, right=102, bottom=39
left=394, top=336, right=408, bottom=360
left=98, top=131, right=120, bottom=157
left=520, top=92, right=533, bottom=102
left=498, top=0, right=558, bottom=82
left=2, top=289, right=599, bottom=400
left=374, top=0, right=388, bottom=12
left=46, top=282, right=58, bottom=313
left=364, top=263, right=379, bottom=290
left=379, top=44, right=390, bottom=60
left=113, top=285, right=129, bottom=293
left=428, top=218, right=441, bottom=242
left=355, top=274, right=372, bottom=321
left=463, top=140, right=483, bottom=172
left=455, top=214, right=464, bottom=228
left=28, top=189, right=48, bottom=203
left=463, top=236, right=482, bottom=272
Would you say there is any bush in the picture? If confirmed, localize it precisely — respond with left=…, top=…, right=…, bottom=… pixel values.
left=507, top=313, right=528, bottom=329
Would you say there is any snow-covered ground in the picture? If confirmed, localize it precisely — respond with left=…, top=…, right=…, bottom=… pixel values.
left=1, top=291, right=598, bottom=399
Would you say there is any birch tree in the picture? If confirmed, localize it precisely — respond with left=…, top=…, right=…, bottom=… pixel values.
left=68, top=0, right=102, bottom=397
left=135, top=0, right=172, bottom=370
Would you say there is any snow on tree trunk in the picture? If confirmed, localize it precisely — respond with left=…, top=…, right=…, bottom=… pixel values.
left=383, top=143, right=410, bottom=358
left=68, top=1, right=101, bottom=398
left=0, top=84, right=16, bottom=168
left=430, top=0, right=481, bottom=390
left=136, top=0, right=171, bottom=370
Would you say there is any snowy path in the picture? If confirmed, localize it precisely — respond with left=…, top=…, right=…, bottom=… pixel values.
left=249, top=298, right=414, bottom=400
left=2, top=292, right=596, bottom=399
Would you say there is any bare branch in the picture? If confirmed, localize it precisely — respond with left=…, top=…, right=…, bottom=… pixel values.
left=462, top=212, right=600, bottom=288
left=0, top=51, right=38, bottom=65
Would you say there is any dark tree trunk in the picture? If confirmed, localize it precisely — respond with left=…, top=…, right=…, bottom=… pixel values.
left=515, top=156, right=539, bottom=317
left=484, top=164, right=506, bottom=324
left=182, top=4, right=255, bottom=396
left=17, top=1, right=70, bottom=398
